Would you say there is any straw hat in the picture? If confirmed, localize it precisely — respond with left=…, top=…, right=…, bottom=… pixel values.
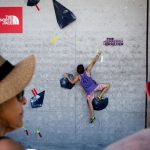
left=0, top=55, right=36, bottom=104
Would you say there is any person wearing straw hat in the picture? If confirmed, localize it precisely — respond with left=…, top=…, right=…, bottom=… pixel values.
left=0, top=55, right=36, bottom=149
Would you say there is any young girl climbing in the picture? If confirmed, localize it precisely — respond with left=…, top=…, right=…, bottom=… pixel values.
left=65, top=52, right=110, bottom=123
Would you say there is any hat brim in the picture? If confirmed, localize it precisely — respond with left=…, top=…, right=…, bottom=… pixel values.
left=0, top=55, right=36, bottom=104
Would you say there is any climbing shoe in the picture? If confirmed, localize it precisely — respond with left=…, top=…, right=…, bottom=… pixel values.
left=89, top=116, right=95, bottom=123
left=97, top=96, right=104, bottom=100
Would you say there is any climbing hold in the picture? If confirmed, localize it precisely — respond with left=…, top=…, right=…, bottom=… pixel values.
left=23, top=127, right=29, bottom=136
left=36, top=128, right=42, bottom=138
left=92, top=97, right=108, bottom=111
left=50, top=35, right=59, bottom=45
left=60, top=73, right=75, bottom=89
left=30, top=88, right=45, bottom=108
left=27, top=0, right=40, bottom=6
left=53, top=0, right=76, bottom=29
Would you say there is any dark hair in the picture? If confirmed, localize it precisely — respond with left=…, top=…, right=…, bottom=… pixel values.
left=77, top=64, right=84, bottom=74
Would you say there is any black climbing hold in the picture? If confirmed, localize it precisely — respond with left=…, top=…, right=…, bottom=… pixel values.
left=53, top=0, right=76, bottom=29
left=30, top=91, right=45, bottom=108
left=92, top=97, right=108, bottom=111
left=27, top=0, right=40, bottom=6
left=60, top=74, right=75, bottom=89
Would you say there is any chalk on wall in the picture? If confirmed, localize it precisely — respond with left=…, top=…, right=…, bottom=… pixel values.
left=53, top=0, right=76, bottom=29
left=100, top=54, right=103, bottom=62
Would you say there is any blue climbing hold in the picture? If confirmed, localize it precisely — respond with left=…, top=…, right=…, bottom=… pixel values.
left=30, top=91, right=45, bottom=108
left=53, top=0, right=76, bottom=29
left=60, top=74, right=75, bottom=89
left=92, top=97, right=108, bottom=111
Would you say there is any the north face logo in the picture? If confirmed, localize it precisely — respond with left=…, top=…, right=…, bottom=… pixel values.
left=0, top=15, right=19, bottom=25
left=0, top=7, right=22, bottom=33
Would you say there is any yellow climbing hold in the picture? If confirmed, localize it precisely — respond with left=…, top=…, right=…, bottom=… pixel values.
left=50, top=35, right=59, bottom=44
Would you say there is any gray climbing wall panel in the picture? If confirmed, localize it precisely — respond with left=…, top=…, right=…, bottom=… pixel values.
left=0, top=0, right=147, bottom=149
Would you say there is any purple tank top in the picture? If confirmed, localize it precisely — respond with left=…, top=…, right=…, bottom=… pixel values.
left=80, top=71, right=98, bottom=95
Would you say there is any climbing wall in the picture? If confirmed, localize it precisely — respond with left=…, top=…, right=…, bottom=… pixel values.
left=0, top=0, right=147, bottom=149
